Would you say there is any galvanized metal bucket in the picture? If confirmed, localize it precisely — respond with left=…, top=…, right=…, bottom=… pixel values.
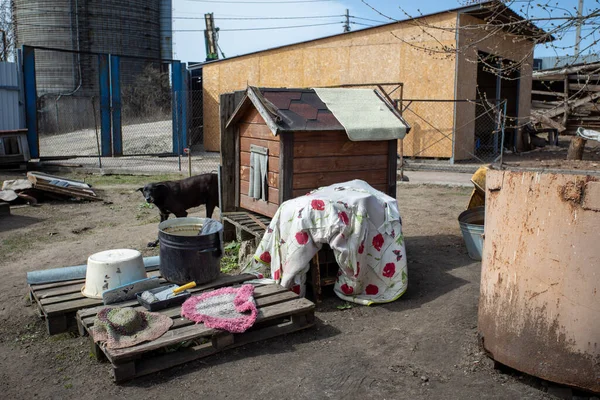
left=458, top=207, right=484, bottom=261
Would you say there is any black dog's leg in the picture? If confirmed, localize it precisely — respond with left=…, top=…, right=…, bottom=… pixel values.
left=148, top=209, right=169, bottom=248
left=206, top=201, right=216, bottom=219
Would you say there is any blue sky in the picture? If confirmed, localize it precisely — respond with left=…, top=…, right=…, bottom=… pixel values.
left=171, top=0, right=599, bottom=63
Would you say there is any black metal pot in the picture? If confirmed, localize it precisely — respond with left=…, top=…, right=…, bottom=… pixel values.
left=158, top=217, right=223, bottom=285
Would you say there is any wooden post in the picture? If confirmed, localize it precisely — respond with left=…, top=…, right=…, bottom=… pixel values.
left=220, top=91, right=245, bottom=241
left=562, top=75, right=570, bottom=128
left=567, top=136, right=587, bottom=160
left=220, top=92, right=237, bottom=214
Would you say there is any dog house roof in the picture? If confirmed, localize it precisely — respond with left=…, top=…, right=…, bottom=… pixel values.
left=226, top=86, right=410, bottom=140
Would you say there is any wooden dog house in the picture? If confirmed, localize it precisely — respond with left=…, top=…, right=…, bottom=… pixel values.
left=224, top=86, right=410, bottom=218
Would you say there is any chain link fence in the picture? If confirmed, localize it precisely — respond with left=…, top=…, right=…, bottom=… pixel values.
left=36, top=49, right=102, bottom=158
left=399, top=99, right=507, bottom=173
left=31, top=47, right=217, bottom=176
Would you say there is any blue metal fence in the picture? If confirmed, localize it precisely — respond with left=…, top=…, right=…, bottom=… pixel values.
left=22, top=45, right=191, bottom=164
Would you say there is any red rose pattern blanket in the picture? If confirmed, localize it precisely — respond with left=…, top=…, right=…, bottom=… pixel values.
left=243, top=179, right=407, bottom=305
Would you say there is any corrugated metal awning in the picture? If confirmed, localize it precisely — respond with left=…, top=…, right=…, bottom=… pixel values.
left=313, top=88, right=409, bottom=141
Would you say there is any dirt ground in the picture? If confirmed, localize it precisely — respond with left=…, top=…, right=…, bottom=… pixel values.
left=0, top=173, right=568, bottom=399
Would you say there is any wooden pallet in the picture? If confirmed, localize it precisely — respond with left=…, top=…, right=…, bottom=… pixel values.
left=222, top=210, right=272, bottom=241
left=77, top=283, right=315, bottom=383
left=29, top=272, right=254, bottom=335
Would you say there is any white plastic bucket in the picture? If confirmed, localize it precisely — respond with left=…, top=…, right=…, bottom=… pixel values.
left=81, top=249, right=147, bottom=299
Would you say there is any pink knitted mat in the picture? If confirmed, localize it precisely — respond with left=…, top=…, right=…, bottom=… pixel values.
left=181, top=284, right=258, bottom=333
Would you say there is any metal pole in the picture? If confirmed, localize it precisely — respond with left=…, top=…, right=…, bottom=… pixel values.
left=344, top=9, right=351, bottom=32
left=574, top=0, right=584, bottom=57
left=0, top=29, right=6, bottom=62
left=91, top=97, right=103, bottom=168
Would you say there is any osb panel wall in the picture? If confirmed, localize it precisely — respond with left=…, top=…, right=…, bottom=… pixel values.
left=454, top=14, right=534, bottom=160
left=202, top=13, right=458, bottom=155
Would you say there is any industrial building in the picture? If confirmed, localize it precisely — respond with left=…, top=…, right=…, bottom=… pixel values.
left=198, top=1, right=548, bottom=160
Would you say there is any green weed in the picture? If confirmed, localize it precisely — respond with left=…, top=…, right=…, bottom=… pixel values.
left=220, top=241, right=240, bottom=274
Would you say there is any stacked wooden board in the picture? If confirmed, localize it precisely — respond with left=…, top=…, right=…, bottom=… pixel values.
left=531, top=62, right=600, bottom=135
left=27, top=172, right=102, bottom=201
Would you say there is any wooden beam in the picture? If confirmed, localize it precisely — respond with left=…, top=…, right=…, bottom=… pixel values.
left=562, top=75, right=570, bottom=127
left=537, top=91, right=600, bottom=119
left=279, top=132, right=294, bottom=203
left=247, top=87, right=280, bottom=136
left=530, top=112, right=566, bottom=133
left=220, top=92, right=244, bottom=214
left=531, top=90, right=567, bottom=97
left=387, top=140, right=397, bottom=198
left=569, top=83, right=600, bottom=92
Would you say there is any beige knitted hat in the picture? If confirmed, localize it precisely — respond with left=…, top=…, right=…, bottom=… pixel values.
left=90, top=307, right=173, bottom=349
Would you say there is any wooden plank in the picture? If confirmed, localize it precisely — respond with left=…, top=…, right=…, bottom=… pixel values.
left=293, top=169, right=388, bottom=190
left=294, top=140, right=388, bottom=158
left=293, top=154, right=388, bottom=173
left=240, top=167, right=279, bottom=189
left=280, top=132, right=294, bottom=203
left=240, top=194, right=279, bottom=218
left=104, top=297, right=314, bottom=362
left=239, top=122, right=280, bottom=141
left=240, top=180, right=279, bottom=205
left=563, top=75, right=570, bottom=127
left=293, top=131, right=347, bottom=142
left=33, top=182, right=102, bottom=201
left=247, top=87, right=279, bottom=135
left=224, top=211, right=271, bottom=225
left=540, top=91, right=600, bottom=118
left=240, top=151, right=279, bottom=173
left=530, top=112, right=567, bottom=133
left=43, top=297, right=102, bottom=317
left=220, top=92, right=237, bottom=214
left=387, top=140, right=398, bottom=198
left=73, top=274, right=255, bottom=319
left=569, top=83, right=600, bottom=92
left=235, top=125, right=241, bottom=210
left=240, top=137, right=280, bottom=157
left=531, top=90, right=567, bottom=97
left=239, top=107, right=265, bottom=124
left=36, top=270, right=162, bottom=303
left=29, top=278, right=86, bottom=292
left=221, top=218, right=263, bottom=241
left=34, top=282, right=88, bottom=299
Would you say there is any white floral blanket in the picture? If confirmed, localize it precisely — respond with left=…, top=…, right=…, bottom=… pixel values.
left=243, top=180, right=408, bottom=305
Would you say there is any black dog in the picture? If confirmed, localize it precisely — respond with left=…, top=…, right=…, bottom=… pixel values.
left=138, top=173, right=219, bottom=246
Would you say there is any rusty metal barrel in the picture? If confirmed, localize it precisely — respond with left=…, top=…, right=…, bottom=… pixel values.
left=478, top=169, right=600, bottom=393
